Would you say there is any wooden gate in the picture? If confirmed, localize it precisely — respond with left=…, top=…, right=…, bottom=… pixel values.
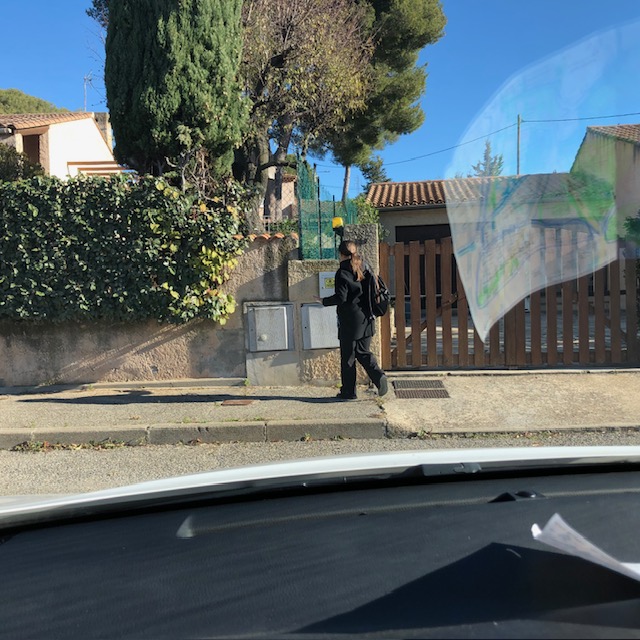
left=378, top=238, right=640, bottom=370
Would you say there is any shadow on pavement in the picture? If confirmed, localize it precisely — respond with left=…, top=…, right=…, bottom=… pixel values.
left=17, top=392, right=358, bottom=406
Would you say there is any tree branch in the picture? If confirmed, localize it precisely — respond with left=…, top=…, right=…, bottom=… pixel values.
left=256, top=159, right=297, bottom=173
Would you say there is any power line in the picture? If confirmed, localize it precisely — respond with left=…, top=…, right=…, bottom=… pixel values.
left=313, top=110, right=640, bottom=169
left=384, top=123, right=518, bottom=166
left=313, top=123, right=518, bottom=169
left=523, top=111, right=640, bottom=123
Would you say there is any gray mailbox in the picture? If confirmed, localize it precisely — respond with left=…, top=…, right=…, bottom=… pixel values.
left=301, top=303, right=339, bottom=350
left=246, top=303, right=294, bottom=352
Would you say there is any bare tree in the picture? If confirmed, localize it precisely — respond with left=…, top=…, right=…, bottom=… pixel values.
left=239, top=0, right=374, bottom=216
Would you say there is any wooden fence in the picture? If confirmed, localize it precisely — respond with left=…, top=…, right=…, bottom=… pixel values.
left=378, top=238, right=640, bottom=370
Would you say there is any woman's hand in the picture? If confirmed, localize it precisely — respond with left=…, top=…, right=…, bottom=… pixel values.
left=313, top=296, right=323, bottom=303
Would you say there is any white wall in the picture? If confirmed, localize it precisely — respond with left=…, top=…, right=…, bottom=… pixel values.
left=46, top=117, right=115, bottom=178
left=573, top=131, right=640, bottom=236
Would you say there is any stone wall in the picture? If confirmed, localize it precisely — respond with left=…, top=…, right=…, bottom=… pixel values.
left=245, top=224, right=381, bottom=387
left=287, top=258, right=342, bottom=385
left=0, top=224, right=382, bottom=389
left=0, top=235, right=298, bottom=387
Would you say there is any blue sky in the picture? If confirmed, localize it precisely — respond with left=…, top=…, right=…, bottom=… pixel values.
left=2, top=1, right=640, bottom=199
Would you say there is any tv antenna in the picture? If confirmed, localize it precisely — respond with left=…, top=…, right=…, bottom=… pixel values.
left=83, top=72, right=94, bottom=111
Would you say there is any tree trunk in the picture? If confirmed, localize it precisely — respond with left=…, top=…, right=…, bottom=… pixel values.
left=342, top=164, right=351, bottom=204
left=239, top=135, right=271, bottom=232
left=272, top=117, right=294, bottom=221
left=274, top=166, right=284, bottom=221
left=255, top=135, right=271, bottom=194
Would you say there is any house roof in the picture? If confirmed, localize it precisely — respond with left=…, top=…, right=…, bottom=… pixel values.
left=366, top=180, right=447, bottom=208
left=586, top=124, right=640, bottom=145
left=365, top=177, right=518, bottom=208
left=0, top=112, right=93, bottom=131
left=366, top=173, right=604, bottom=209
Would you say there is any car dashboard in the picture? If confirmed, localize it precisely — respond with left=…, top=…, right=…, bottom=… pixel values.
left=1, top=450, right=640, bottom=638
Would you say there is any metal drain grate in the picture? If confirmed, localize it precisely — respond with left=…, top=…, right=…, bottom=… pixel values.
left=394, top=388, right=450, bottom=399
left=392, top=379, right=445, bottom=390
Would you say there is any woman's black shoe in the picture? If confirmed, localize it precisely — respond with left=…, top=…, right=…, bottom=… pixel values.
left=377, top=375, right=389, bottom=397
left=336, top=392, right=357, bottom=401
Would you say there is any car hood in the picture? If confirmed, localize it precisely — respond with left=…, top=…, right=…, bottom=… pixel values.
left=2, top=446, right=640, bottom=528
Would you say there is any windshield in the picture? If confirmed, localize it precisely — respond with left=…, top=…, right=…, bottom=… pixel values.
left=6, top=3, right=640, bottom=640
left=0, top=0, right=639, bottom=494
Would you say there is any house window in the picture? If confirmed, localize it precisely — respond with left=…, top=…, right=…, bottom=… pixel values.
left=22, top=135, right=41, bottom=166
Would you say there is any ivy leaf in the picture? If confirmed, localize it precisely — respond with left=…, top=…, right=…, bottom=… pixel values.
left=0, top=174, right=249, bottom=324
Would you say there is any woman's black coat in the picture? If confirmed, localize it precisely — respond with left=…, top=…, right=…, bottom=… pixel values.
left=322, top=259, right=375, bottom=342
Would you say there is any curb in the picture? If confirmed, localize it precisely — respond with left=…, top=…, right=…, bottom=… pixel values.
left=388, top=423, right=640, bottom=438
left=3, top=420, right=640, bottom=451
left=387, top=368, right=640, bottom=378
left=0, top=417, right=389, bottom=450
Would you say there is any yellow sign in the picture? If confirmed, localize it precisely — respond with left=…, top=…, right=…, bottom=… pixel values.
left=319, top=272, right=336, bottom=297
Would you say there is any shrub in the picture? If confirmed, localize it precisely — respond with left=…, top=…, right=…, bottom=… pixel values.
left=0, top=174, right=253, bottom=324
left=354, top=194, right=387, bottom=240
left=0, top=143, right=44, bottom=182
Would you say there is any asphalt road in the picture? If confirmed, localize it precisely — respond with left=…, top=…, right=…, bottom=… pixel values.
left=2, top=429, right=640, bottom=496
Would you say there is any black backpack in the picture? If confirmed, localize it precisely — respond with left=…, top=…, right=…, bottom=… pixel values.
left=362, top=269, right=390, bottom=318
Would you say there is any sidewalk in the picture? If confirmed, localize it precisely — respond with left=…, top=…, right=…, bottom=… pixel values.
left=1, top=369, right=640, bottom=449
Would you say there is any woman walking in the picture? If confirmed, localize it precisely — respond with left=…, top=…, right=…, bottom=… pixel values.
left=315, top=240, right=388, bottom=400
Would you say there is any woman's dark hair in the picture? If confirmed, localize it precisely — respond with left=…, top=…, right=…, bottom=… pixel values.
left=339, top=240, right=364, bottom=281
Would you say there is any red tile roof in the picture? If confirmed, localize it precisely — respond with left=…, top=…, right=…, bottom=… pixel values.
left=245, top=231, right=298, bottom=242
left=0, top=112, right=93, bottom=130
left=587, top=124, right=640, bottom=144
left=366, top=173, right=592, bottom=209
left=366, top=180, right=446, bottom=208
left=366, top=177, right=511, bottom=208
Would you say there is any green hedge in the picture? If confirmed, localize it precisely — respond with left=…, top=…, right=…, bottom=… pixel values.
left=0, top=175, right=252, bottom=324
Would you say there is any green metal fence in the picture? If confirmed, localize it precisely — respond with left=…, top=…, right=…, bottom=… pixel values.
left=296, top=159, right=357, bottom=259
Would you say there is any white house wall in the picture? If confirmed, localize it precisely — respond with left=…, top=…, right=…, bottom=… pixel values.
left=613, top=139, right=640, bottom=226
left=47, top=118, right=115, bottom=178
left=573, top=131, right=640, bottom=236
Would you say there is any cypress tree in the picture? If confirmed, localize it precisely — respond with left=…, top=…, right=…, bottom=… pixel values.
left=105, top=0, right=247, bottom=177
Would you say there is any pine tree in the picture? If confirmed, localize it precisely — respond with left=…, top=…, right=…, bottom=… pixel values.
left=105, top=0, right=248, bottom=177
left=469, top=140, right=504, bottom=177
left=317, top=0, right=447, bottom=195
left=359, top=155, right=389, bottom=192
left=0, top=89, right=67, bottom=114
